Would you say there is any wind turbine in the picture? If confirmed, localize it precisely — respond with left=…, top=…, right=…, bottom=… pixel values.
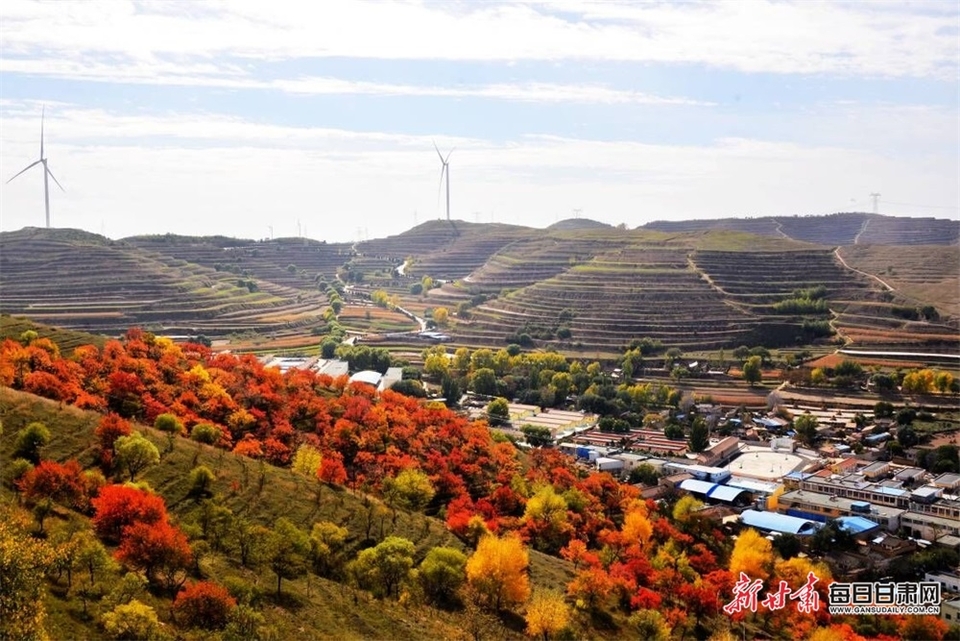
left=433, top=141, right=454, bottom=221
left=6, top=106, right=65, bottom=229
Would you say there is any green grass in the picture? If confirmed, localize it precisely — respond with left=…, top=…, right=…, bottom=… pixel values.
left=0, top=314, right=108, bottom=353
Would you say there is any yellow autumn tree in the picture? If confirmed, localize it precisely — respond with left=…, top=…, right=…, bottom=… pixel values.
left=0, top=507, right=58, bottom=641
left=621, top=500, right=652, bottom=549
left=729, top=528, right=774, bottom=583
left=775, top=556, right=832, bottom=590
left=292, top=444, right=323, bottom=477
left=466, top=534, right=531, bottom=611
left=524, top=590, right=570, bottom=640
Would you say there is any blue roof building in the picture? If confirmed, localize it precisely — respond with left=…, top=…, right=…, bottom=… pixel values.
left=679, top=479, right=751, bottom=504
left=835, top=516, right=882, bottom=537
left=740, top=509, right=822, bottom=536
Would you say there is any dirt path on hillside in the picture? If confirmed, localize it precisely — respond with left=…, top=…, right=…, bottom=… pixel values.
left=834, top=247, right=894, bottom=291
left=853, top=217, right=870, bottom=245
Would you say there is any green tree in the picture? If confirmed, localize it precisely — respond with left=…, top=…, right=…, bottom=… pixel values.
left=487, top=397, right=510, bottom=427
left=742, top=355, right=763, bottom=386
left=153, top=413, right=183, bottom=435
left=309, top=521, right=348, bottom=577
left=74, top=530, right=114, bottom=586
left=190, top=423, right=221, bottom=445
left=772, top=533, right=802, bottom=560
left=521, top=425, right=553, bottom=447
left=419, top=547, right=468, bottom=607
left=114, top=433, right=160, bottom=481
left=320, top=338, right=338, bottom=359
left=472, top=368, right=499, bottom=396
left=794, top=414, right=819, bottom=447
left=441, top=375, right=462, bottom=408
left=101, top=599, right=163, bottom=641
left=189, top=465, right=216, bottom=497
left=14, top=422, right=50, bottom=464
left=223, top=605, right=265, bottom=641
left=628, top=463, right=660, bottom=486
left=349, top=536, right=416, bottom=599
left=382, top=468, right=435, bottom=512
left=266, top=518, right=310, bottom=598
left=688, top=417, right=709, bottom=453
left=628, top=609, right=671, bottom=641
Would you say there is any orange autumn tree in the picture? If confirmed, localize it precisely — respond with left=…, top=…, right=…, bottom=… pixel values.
left=466, top=534, right=531, bottom=611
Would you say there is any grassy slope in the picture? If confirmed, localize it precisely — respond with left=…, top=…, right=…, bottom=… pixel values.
left=0, top=387, right=581, bottom=641
left=0, top=314, right=108, bottom=353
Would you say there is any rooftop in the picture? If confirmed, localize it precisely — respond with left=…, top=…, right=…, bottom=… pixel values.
left=741, top=509, right=822, bottom=536
left=934, top=473, right=960, bottom=487
left=679, top=479, right=750, bottom=503
left=836, top=516, right=883, bottom=535
left=779, top=490, right=905, bottom=519
left=725, top=446, right=809, bottom=481
left=349, top=370, right=382, bottom=387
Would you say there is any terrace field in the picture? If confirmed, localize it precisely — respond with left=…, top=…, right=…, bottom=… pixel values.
left=643, top=212, right=960, bottom=246
left=2, top=213, right=957, bottom=357
left=0, top=228, right=332, bottom=345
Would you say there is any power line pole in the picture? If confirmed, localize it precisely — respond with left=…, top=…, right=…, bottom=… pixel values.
left=572, top=208, right=583, bottom=219
left=869, top=193, right=881, bottom=215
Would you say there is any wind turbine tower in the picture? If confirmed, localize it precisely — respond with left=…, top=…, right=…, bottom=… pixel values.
left=869, top=193, right=880, bottom=215
left=6, top=106, right=64, bottom=228
left=433, top=142, right=455, bottom=221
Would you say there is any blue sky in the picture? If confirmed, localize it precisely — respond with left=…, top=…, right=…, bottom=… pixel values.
left=1, top=0, right=957, bottom=242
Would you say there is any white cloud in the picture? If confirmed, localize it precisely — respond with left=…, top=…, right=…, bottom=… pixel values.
left=1, top=0, right=956, bottom=79
left=0, top=56, right=709, bottom=105
left=1, top=105, right=955, bottom=242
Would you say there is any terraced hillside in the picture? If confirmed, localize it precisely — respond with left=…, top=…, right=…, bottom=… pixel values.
left=644, top=212, right=960, bottom=246
left=125, top=234, right=353, bottom=290
left=454, top=241, right=757, bottom=352
left=358, top=220, right=536, bottom=280
left=3, top=213, right=956, bottom=357
left=832, top=245, right=960, bottom=349
left=0, top=228, right=329, bottom=342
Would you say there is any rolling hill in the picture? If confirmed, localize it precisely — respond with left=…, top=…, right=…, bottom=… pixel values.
left=1, top=213, right=957, bottom=356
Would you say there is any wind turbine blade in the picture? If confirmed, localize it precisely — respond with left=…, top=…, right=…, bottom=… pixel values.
left=437, top=165, right=446, bottom=206
left=433, top=140, right=444, bottom=163
left=46, top=165, right=65, bottom=192
left=444, top=147, right=456, bottom=163
left=40, top=105, right=45, bottom=159
left=6, top=160, right=42, bottom=184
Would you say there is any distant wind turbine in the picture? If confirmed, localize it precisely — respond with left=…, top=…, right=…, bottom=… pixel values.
left=433, top=141, right=455, bottom=221
left=6, top=106, right=65, bottom=229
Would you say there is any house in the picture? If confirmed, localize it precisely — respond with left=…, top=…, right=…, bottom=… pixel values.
left=925, top=571, right=960, bottom=594
left=696, top=436, right=741, bottom=467
left=941, top=599, right=960, bottom=626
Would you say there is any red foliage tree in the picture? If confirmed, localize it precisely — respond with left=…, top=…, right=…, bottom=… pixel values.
left=116, top=520, right=193, bottom=592
left=92, top=484, right=167, bottom=542
left=173, top=581, right=236, bottom=630
left=232, top=434, right=264, bottom=459
left=18, top=459, right=87, bottom=510
left=95, top=413, right=132, bottom=468
left=318, top=450, right=348, bottom=485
